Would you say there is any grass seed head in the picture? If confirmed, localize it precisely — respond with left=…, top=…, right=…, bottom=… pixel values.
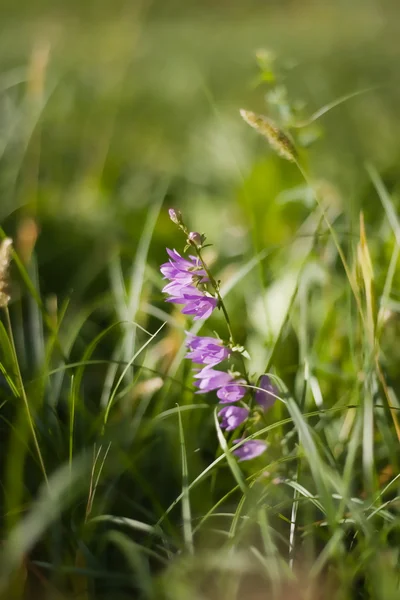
left=0, top=237, right=12, bottom=308
left=240, top=108, right=297, bottom=161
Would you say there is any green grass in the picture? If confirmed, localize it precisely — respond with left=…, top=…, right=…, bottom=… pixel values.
left=0, top=1, right=400, bottom=598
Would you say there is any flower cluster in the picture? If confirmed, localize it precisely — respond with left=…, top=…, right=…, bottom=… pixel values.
left=160, top=249, right=217, bottom=320
left=161, top=210, right=278, bottom=461
left=188, top=340, right=276, bottom=459
left=187, top=334, right=250, bottom=435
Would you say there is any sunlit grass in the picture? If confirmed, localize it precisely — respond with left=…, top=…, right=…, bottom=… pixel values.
left=1, top=3, right=400, bottom=598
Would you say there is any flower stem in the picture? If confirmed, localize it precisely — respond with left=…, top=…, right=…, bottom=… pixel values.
left=196, top=247, right=234, bottom=342
left=195, top=247, right=250, bottom=382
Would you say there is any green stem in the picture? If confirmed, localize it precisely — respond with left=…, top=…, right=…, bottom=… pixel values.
left=196, top=247, right=234, bottom=342
left=194, top=245, right=250, bottom=382
left=294, top=159, right=364, bottom=324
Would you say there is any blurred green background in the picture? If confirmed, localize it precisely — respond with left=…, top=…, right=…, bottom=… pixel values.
left=2, top=0, right=400, bottom=373
left=2, top=0, right=400, bottom=274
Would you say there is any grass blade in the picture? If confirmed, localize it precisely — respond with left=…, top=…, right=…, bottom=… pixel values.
left=177, top=406, right=194, bottom=554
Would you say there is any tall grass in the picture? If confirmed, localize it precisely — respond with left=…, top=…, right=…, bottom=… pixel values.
left=1, top=3, right=400, bottom=598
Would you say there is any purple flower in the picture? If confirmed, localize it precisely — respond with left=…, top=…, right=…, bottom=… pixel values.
left=162, top=280, right=193, bottom=296
left=255, top=375, right=278, bottom=410
left=217, top=380, right=247, bottom=403
left=165, top=286, right=217, bottom=320
left=160, top=249, right=207, bottom=285
left=160, top=262, right=190, bottom=283
left=164, top=284, right=196, bottom=303
left=167, top=248, right=206, bottom=274
left=186, top=334, right=230, bottom=366
left=161, top=249, right=217, bottom=320
left=218, top=406, right=249, bottom=431
left=193, top=367, right=233, bottom=393
left=180, top=289, right=218, bottom=320
left=233, top=439, right=267, bottom=461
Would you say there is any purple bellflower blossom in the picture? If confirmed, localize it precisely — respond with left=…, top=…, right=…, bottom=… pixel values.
left=255, top=375, right=278, bottom=410
left=160, top=249, right=208, bottom=289
left=217, top=380, right=247, bottom=403
left=164, top=286, right=218, bottom=320
left=165, top=287, right=217, bottom=320
left=180, top=289, right=218, bottom=320
left=186, top=334, right=231, bottom=366
left=161, top=249, right=217, bottom=320
left=233, top=439, right=267, bottom=461
left=193, top=367, right=233, bottom=393
left=218, top=406, right=249, bottom=431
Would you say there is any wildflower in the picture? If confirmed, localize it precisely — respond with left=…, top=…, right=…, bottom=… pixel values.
left=255, top=375, right=278, bottom=410
left=160, top=248, right=207, bottom=287
left=161, top=248, right=217, bottom=320
left=162, top=280, right=193, bottom=297
left=218, top=406, right=249, bottom=431
left=179, top=289, right=218, bottom=320
left=217, top=380, right=247, bottom=403
left=186, top=334, right=230, bottom=366
left=164, top=282, right=217, bottom=320
left=193, top=367, right=233, bottom=393
left=233, top=439, right=267, bottom=461
left=0, top=238, right=12, bottom=308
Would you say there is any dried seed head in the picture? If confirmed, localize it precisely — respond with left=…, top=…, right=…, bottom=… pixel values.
left=240, top=109, right=297, bottom=162
left=0, top=238, right=13, bottom=308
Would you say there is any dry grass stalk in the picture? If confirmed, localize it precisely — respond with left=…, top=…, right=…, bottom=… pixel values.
left=240, top=109, right=297, bottom=161
left=0, top=238, right=13, bottom=308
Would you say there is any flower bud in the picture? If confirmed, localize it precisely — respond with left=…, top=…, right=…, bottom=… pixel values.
left=168, top=208, right=183, bottom=226
left=187, top=231, right=204, bottom=248
left=255, top=375, right=278, bottom=410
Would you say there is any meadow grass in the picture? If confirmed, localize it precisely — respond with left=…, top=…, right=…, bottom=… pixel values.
left=0, top=154, right=399, bottom=599
left=1, top=3, right=400, bottom=598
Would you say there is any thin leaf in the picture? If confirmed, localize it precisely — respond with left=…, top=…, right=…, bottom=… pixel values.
left=177, top=407, right=194, bottom=553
